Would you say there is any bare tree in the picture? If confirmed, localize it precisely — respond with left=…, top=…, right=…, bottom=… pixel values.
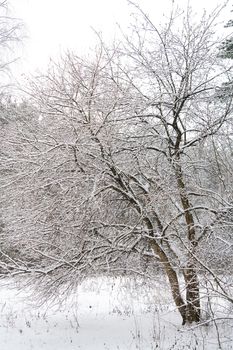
left=0, top=1, right=22, bottom=89
left=0, top=0, right=24, bottom=274
left=1, top=4, right=233, bottom=326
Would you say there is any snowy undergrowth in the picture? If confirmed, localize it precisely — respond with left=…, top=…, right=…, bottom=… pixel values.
left=0, top=277, right=232, bottom=349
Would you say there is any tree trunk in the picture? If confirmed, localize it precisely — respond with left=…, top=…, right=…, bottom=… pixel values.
left=184, top=261, right=200, bottom=323
left=144, top=215, right=188, bottom=324
left=174, top=161, right=201, bottom=323
left=149, top=240, right=187, bottom=325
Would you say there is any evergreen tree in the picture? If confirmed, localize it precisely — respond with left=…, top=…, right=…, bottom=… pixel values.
left=217, top=17, right=233, bottom=98
left=220, top=19, right=233, bottom=59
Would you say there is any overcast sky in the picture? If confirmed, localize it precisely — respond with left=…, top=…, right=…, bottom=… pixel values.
left=8, top=0, right=231, bottom=80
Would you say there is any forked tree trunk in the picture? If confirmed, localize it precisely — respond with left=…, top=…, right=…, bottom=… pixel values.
left=151, top=238, right=201, bottom=324
left=145, top=216, right=200, bottom=325
left=149, top=240, right=187, bottom=324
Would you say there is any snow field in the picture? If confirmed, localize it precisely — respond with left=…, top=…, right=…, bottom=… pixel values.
left=0, top=277, right=232, bottom=349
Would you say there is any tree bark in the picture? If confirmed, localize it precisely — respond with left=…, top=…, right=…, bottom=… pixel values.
left=183, top=261, right=200, bottom=323
left=174, top=161, right=201, bottom=323
left=144, top=217, right=187, bottom=325
left=150, top=240, right=187, bottom=325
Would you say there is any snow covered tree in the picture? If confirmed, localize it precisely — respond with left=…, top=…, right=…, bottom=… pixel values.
left=1, top=4, right=233, bottom=325
left=0, top=1, right=23, bottom=266
left=0, top=1, right=22, bottom=89
left=220, top=15, right=233, bottom=59
left=217, top=11, right=233, bottom=99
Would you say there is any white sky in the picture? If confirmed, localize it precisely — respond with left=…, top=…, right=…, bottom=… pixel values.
left=7, top=0, right=232, bottom=80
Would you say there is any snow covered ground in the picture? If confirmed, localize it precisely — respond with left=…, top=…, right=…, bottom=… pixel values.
left=0, top=277, right=232, bottom=349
